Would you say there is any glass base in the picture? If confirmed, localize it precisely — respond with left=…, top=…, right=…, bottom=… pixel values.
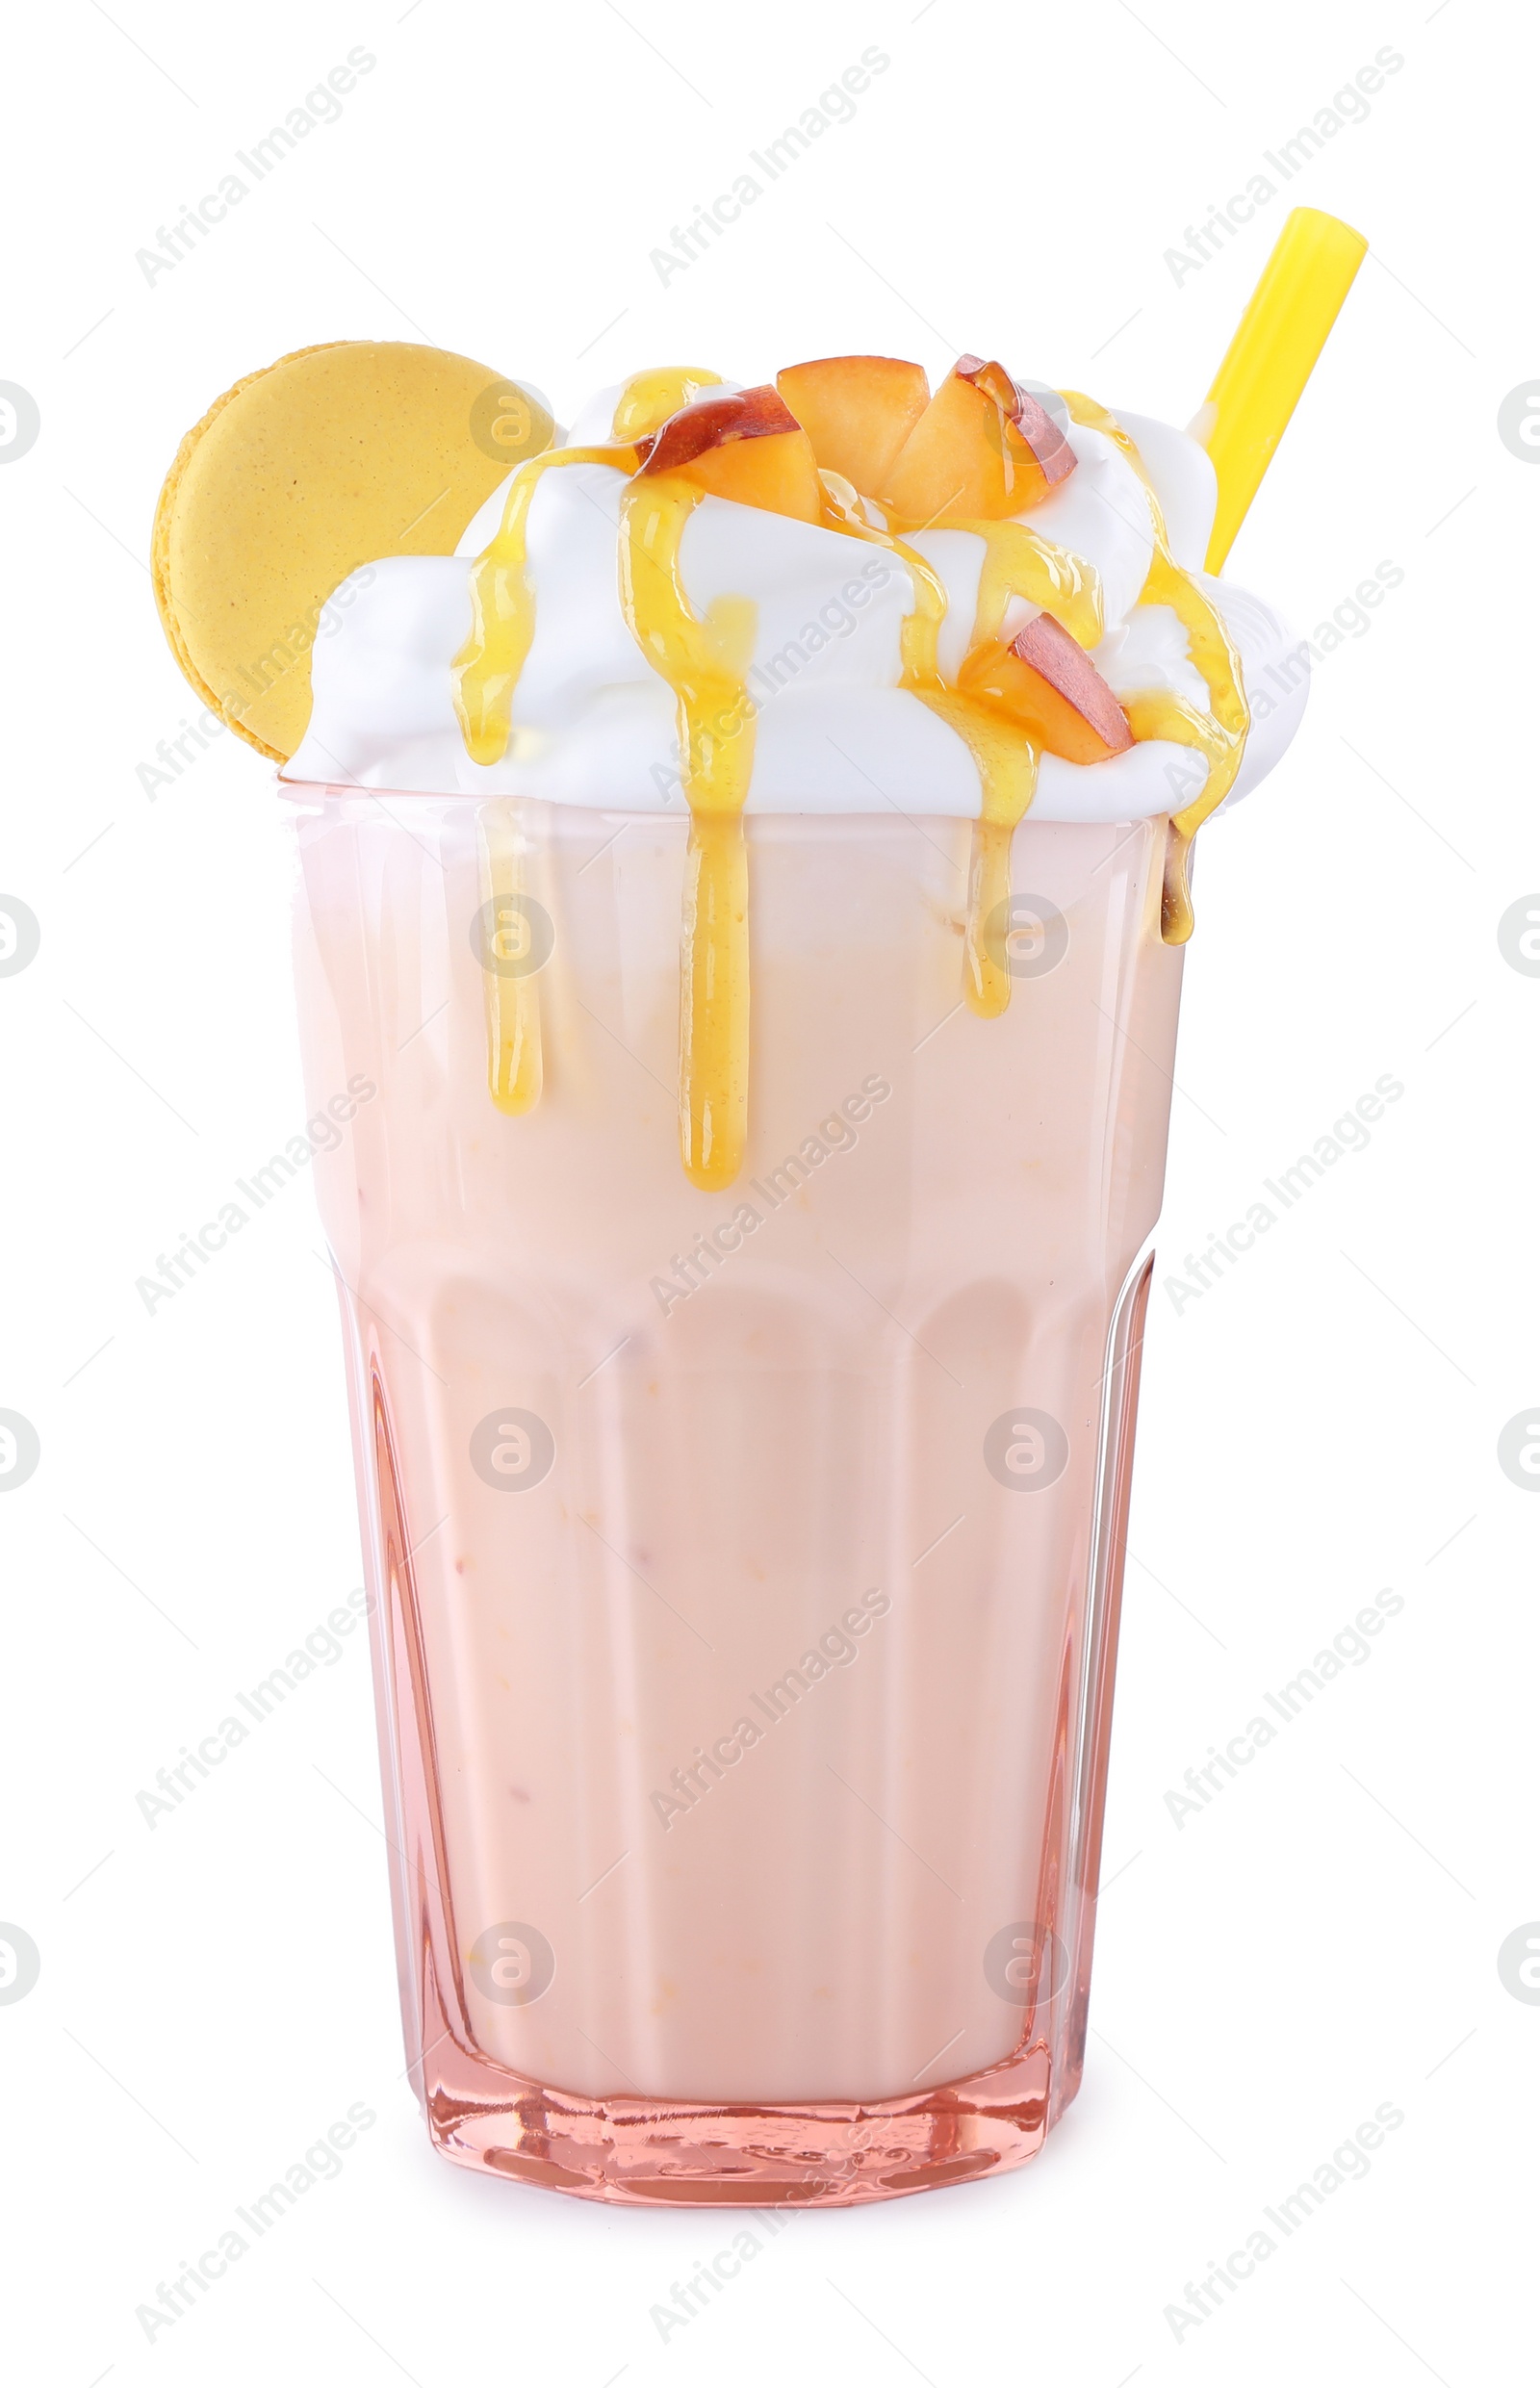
left=419, top=2030, right=1056, bottom=2205
left=344, top=1242, right=1153, bottom=2204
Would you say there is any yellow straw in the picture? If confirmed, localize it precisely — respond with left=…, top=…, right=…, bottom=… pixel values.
left=1198, top=207, right=1367, bottom=573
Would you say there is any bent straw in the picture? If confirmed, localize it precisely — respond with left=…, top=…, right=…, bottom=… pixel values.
left=1197, top=207, right=1368, bottom=573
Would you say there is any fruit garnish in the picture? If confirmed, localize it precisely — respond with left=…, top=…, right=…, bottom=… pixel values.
left=958, top=613, right=1132, bottom=762
left=880, top=355, right=1076, bottom=528
left=774, top=356, right=930, bottom=499
left=634, top=385, right=824, bottom=524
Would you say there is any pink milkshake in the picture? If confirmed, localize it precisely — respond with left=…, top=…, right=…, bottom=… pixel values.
left=291, top=795, right=1177, bottom=2193
left=156, top=209, right=1366, bottom=2201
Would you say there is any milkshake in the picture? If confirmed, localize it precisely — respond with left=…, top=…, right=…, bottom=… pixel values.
left=153, top=207, right=1367, bottom=2202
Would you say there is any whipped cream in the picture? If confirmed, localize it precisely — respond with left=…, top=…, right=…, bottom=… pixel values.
left=285, top=386, right=1307, bottom=818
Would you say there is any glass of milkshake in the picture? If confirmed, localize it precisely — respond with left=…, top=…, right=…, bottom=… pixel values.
left=155, top=209, right=1366, bottom=2203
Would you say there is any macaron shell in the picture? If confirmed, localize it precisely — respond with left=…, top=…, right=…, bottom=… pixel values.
left=153, top=341, right=552, bottom=760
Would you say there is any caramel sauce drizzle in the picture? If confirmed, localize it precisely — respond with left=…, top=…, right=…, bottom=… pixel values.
left=1062, top=392, right=1249, bottom=943
left=963, top=520, right=1104, bottom=654
left=615, top=470, right=758, bottom=1189
left=452, top=440, right=638, bottom=1120
left=476, top=801, right=542, bottom=1115
left=453, top=442, right=638, bottom=766
left=610, top=366, right=723, bottom=443
left=449, top=369, right=1252, bottom=1175
left=951, top=521, right=1102, bottom=1013
left=817, top=483, right=1093, bottom=1017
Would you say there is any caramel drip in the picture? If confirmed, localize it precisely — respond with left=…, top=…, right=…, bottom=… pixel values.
left=450, top=446, right=629, bottom=1117
left=476, top=803, right=542, bottom=1114
left=611, top=368, right=723, bottom=443
left=960, top=520, right=1104, bottom=653
left=454, top=443, right=635, bottom=1122
left=453, top=444, right=637, bottom=768
left=816, top=482, right=1043, bottom=1015
left=950, top=521, right=1099, bottom=1014
left=616, top=473, right=758, bottom=1191
left=1062, top=392, right=1249, bottom=942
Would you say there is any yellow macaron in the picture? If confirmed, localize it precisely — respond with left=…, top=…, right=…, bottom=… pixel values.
left=153, top=341, right=553, bottom=760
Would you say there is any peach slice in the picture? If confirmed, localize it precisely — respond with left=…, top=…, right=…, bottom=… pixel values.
left=636, top=385, right=825, bottom=524
left=775, top=355, right=930, bottom=497
left=880, top=354, right=1076, bottom=527
left=958, top=613, right=1132, bottom=763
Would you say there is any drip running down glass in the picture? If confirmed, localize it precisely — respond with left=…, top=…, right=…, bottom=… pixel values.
left=289, top=792, right=1180, bottom=2204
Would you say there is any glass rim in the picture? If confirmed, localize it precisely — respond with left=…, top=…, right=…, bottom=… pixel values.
left=276, top=775, right=1172, bottom=832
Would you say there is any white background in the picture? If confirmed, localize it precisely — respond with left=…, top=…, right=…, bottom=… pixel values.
left=1, top=0, right=1533, bottom=2380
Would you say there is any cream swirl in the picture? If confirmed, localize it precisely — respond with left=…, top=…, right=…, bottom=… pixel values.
left=284, top=390, right=1307, bottom=818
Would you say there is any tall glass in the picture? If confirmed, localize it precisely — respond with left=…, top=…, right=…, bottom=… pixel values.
left=287, top=789, right=1182, bottom=2204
